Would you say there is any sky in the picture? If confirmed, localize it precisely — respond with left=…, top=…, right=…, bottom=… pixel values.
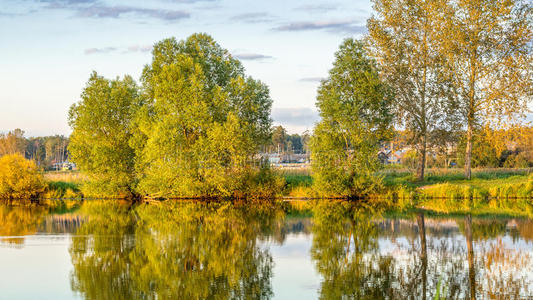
left=0, top=0, right=373, bottom=137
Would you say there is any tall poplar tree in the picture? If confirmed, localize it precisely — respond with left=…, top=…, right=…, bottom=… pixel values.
left=438, top=0, right=532, bottom=179
left=367, top=0, right=457, bottom=181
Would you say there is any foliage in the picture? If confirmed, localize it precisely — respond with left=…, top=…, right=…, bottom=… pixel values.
left=436, top=0, right=533, bottom=179
left=456, top=125, right=533, bottom=168
left=26, top=135, right=69, bottom=170
left=401, top=149, right=419, bottom=170
left=0, top=129, right=27, bottom=157
left=271, top=125, right=287, bottom=153
left=44, top=181, right=82, bottom=199
left=268, top=125, right=309, bottom=154
left=310, top=38, right=392, bottom=197
left=0, top=154, right=45, bottom=199
left=68, top=72, right=141, bottom=198
left=457, top=127, right=500, bottom=168
left=132, top=34, right=275, bottom=198
left=1, top=129, right=71, bottom=170
left=368, top=0, right=460, bottom=181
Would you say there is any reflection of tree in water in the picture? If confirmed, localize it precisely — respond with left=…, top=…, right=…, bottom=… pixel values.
left=455, top=216, right=532, bottom=298
left=310, top=201, right=396, bottom=299
left=310, top=202, right=533, bottom=299
left=0, top=201, right=82, bottom=246
left=512, top=219, right=533, bottom=242
left=69, top=201, right=137, bottom=299
left=457, top=218, right=507, bottom=242
left=0, top=202, right=48, bottom=245
left=70, top=201, right=284, bottom=299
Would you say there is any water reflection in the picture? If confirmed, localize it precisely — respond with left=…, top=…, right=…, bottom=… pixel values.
left=0, top=200, right=80, bottom=245
left=70, top=201, right=285, bottom=299
left=309, top=202, right=533, bottom=299
left=1, top=200, right=533, bottom=298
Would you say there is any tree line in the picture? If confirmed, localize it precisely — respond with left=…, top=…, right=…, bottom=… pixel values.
left=0, top=129, right=69, bottom=169
left=268, top=125, right=310, bottom=154
left=366, top=0, right=532, bottom=181
left=386, top=125, right=533, bottom=169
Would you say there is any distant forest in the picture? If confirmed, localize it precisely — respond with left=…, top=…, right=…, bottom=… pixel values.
left=2, top=123, right=532, bottom=170
left=0, top=129, right=68, bottom=169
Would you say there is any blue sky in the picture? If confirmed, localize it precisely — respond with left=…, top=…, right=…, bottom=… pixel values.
left=0, top=0, right=373, bottom=136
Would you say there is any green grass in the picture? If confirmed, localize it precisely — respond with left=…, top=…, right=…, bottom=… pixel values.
left=382, top=168, right=531, bottom=188
left=280, top=170, right=314, bottom=197
left=43, top=171, right=85, bottom=199
left=284, top=174, right=313, bottom=188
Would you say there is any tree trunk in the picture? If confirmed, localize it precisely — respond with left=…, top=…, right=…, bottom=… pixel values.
left=465, top=116, right=473, bottom=180
left=416, top=134, right=427, bottom=181
left=465, top=51, right=476, bottom=180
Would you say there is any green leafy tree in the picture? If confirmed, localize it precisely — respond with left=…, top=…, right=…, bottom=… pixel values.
left=287, top=134, right=303, bottom=153
left=301, top=130, right=311, bottom=154
left=310, top=39, right=392, bottom=197
left=132, top=34, right=274, bottom=198
left=457, top=129, right=500, bottom=168
left=68, top=72, right=141, bottom=197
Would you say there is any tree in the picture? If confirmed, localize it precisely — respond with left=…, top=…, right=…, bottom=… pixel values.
left=42, top=135, right=69, bottom=169
left=310, top=39, right=392, bottom=197
left=301, top=130, right=311, bottom=154
left=133, top=34, right=274, bottom=198
left=271, top=125, right=287, bottom=154
left=287, top=134, right=303, bottom=153
left=457, top=126, right=502, bottom=168
left=437, top=0, right=533, bottom=179
left=367, top=0, right=458, bottom=181
left=0, top=129, right=27, bottom=157
left=68, top=72, right=141, bottom=197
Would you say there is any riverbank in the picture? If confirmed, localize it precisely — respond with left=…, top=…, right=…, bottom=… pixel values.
left=282, top=168, right=533, bottom=214
left=36, top=168, right=533, bottom=213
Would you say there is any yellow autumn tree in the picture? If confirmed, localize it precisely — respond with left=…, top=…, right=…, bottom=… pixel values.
left=0, top=154, right=45, bottom=199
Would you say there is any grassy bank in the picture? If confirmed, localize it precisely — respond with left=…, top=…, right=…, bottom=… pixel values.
left=281, top=168, right=533, bottom=213
left=10, top=167, right=533, bottom=208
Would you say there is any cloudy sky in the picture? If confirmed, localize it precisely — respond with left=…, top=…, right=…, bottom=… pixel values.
left=0, top=0, right=373, bottom=136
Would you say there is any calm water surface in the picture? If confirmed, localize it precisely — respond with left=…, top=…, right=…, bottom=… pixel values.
left=1, top=200, right=533, bottom=299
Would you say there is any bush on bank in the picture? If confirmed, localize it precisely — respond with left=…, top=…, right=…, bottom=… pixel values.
left=0, top=154, right=45, bottom=199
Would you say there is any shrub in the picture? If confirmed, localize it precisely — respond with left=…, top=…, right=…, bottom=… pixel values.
left=0, top=154, right=45, bottom=199
left=44, top=181, right=82, bottom=199
left=242, top=164, right=286, bottom=199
